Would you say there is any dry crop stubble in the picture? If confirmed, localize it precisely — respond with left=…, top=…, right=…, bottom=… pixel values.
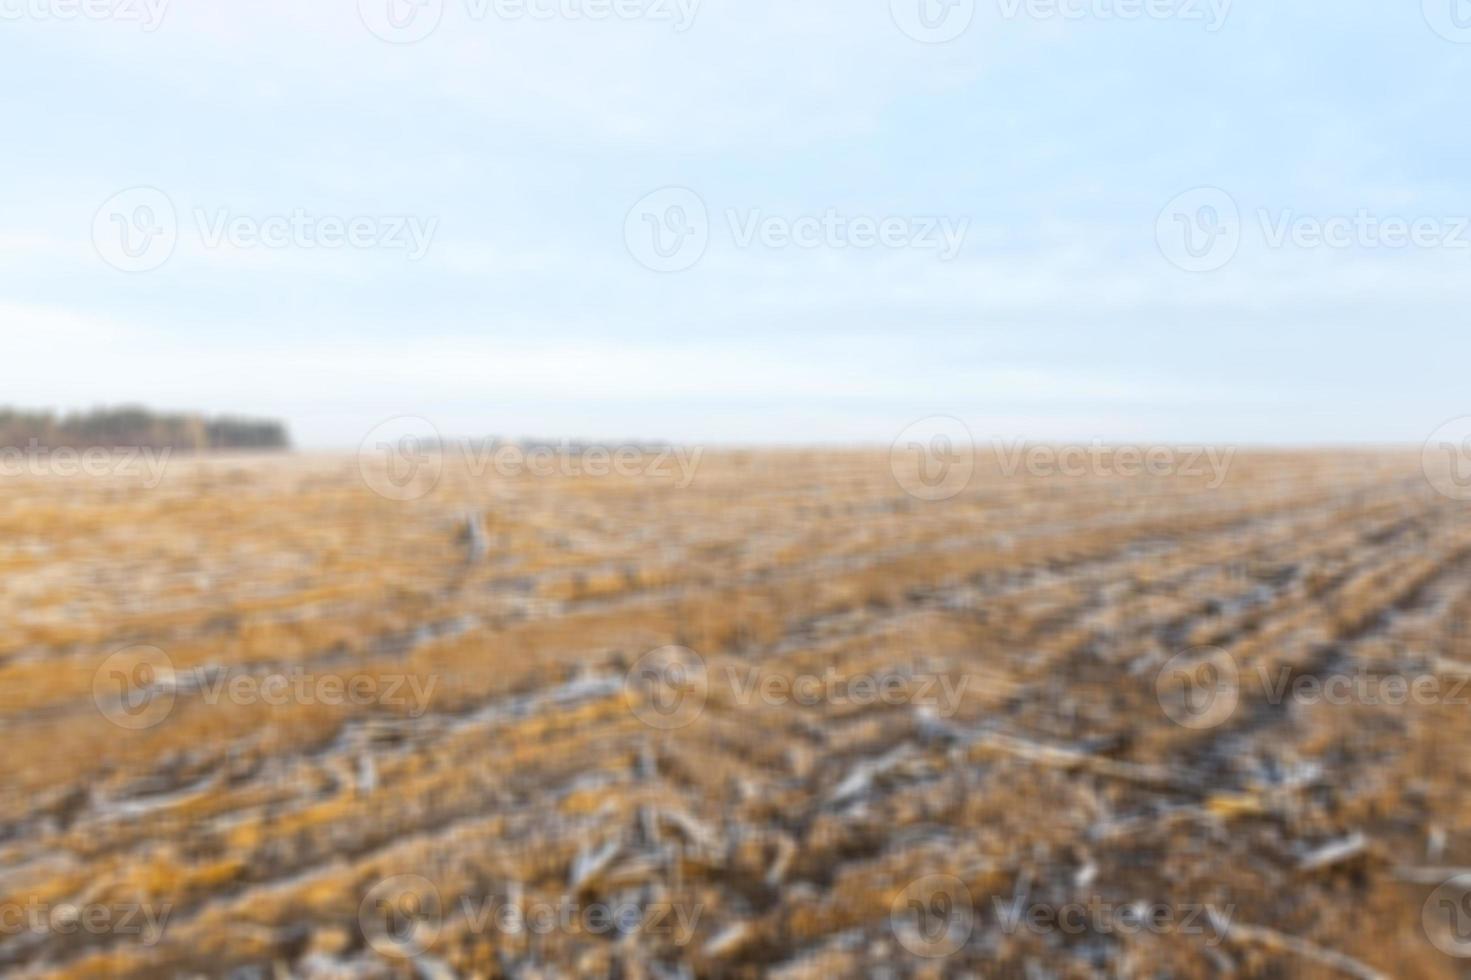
left=1, top=449, right=1469, bottom=976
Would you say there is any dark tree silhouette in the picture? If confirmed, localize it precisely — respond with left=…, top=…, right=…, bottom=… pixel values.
left=0, top=407, right=289, bottom=451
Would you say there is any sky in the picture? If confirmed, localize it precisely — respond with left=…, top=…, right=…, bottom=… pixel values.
left=1, top=0, right=1468, bottom=448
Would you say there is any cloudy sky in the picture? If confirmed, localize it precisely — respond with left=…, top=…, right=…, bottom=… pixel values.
left=2, top=0, right=1468, bottom=447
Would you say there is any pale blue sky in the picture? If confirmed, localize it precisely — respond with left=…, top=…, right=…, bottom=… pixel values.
left=2, top=0, right=1467, bottom=447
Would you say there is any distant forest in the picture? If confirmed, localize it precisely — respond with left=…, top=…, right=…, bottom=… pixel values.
left=0, top=407, right=290, bottom=451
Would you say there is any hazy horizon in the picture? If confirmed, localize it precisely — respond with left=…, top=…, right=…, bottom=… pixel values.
left=3, top=400, right=1449, bottom=454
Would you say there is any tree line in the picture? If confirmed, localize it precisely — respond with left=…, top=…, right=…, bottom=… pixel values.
left=0, top=407, right=290, bottom=451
